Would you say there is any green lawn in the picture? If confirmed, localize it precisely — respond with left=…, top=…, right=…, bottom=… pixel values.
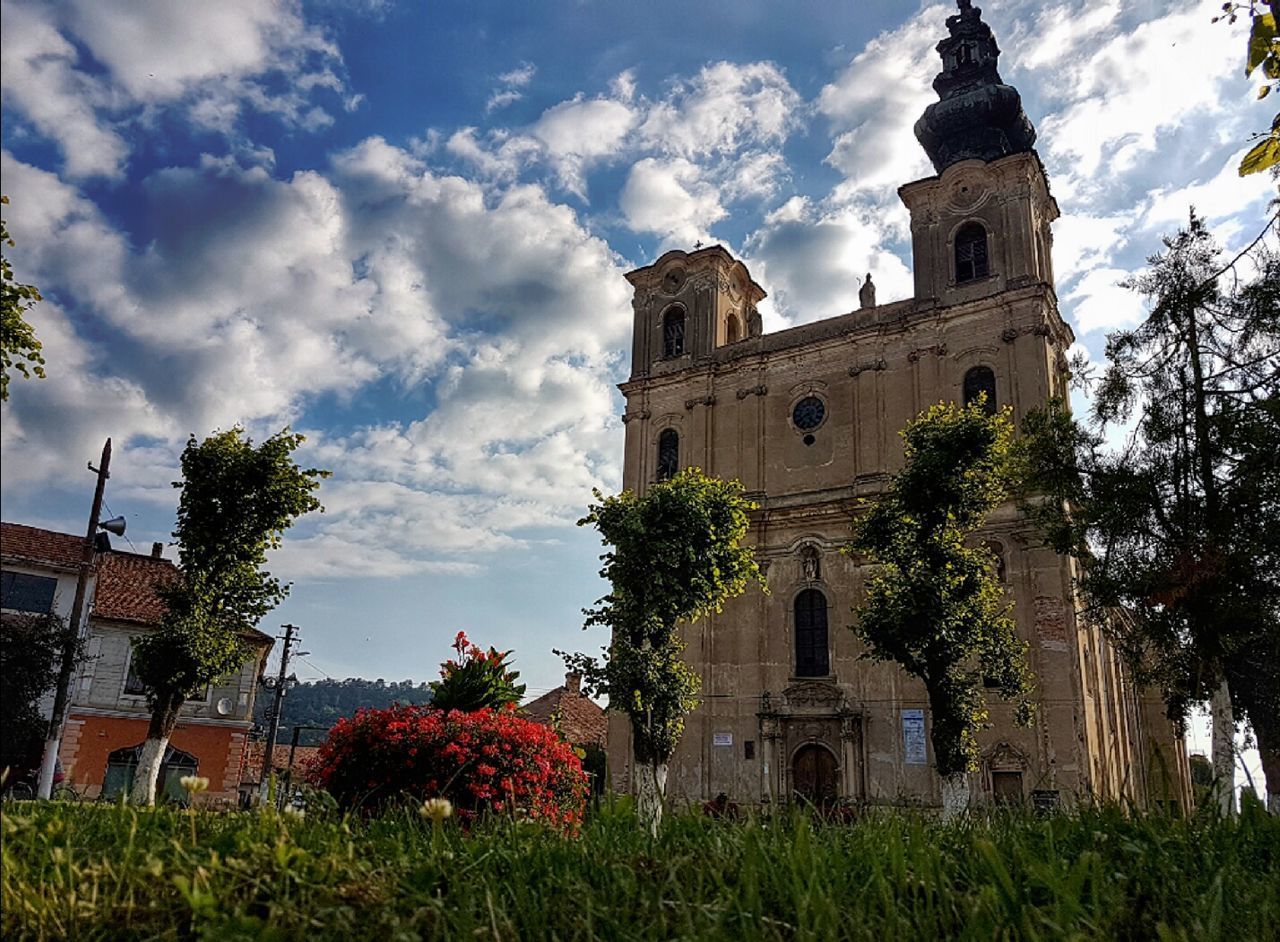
left=3, top=799, right=1278, bottom=941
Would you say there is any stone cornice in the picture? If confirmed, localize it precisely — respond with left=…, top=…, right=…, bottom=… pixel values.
left=620, top=282, right=1068, bottom=396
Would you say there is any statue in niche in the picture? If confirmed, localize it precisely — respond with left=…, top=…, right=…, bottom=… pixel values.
left=747, top=306, right=763, bottom=337
left=859, top=273, right=876, bottom=309
left=801, top=544, right=821, bottom=582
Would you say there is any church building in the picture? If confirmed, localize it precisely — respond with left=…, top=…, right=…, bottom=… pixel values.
left=608, top=1, right=1191, bottom=810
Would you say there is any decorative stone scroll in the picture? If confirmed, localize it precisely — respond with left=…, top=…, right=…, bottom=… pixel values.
left=1001, top=324, right=1053, bottom=343
left=684, top=394, right=716, bottom=410
left=907, top=343, right=948, bottom=363
left=736, top=384, right=768, bottom=400
left=985, top=741, right=1029, bottom=771
left=848, top=358, right=888, bottom=377
left=782, top=681, right=845, bottom=712
left=620, top=409, right=651, bottom=424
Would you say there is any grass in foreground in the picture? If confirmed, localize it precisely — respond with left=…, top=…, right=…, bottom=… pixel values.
left=3, top=799, right=1278, bottom=941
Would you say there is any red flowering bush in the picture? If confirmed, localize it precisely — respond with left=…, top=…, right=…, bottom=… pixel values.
left=309, top=703, right=587, bottom=830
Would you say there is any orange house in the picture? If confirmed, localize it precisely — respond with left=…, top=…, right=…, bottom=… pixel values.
left=1, top=522, right=272, bottom=804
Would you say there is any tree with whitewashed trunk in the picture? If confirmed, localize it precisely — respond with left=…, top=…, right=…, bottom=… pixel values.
left=562, top=469, right=764, bottom=835
left=851, top=401, right=1035, bottom=820
left=1019, top=214, right=1279, bottom=815
left=128, top=428, right=327, bottom=805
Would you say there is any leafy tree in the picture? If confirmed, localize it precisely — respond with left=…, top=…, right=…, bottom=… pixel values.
left=563, top=468, right=764, bottom=832
left=129, top=428, right=328, bottom=804
left=851, top=400, right=1034, bottom=817
left=0, top=613, right=81, bottom=780
left=1020, top=214, right=1280, bottom=813
left=1, top=195, right=45, bottom=401
left=1215, top=2, right=1280, bottom=176
left=429, top=631, right=525, bottom=712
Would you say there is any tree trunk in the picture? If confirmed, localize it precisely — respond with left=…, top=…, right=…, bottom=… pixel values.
left=941, top=773, right=969, bottom=821
left=1210, top=679, right=1236, bottom=817
left=634, top=760, right=667, bottom=836
left=130, top=695, right=181, bottom=806
left=1256, top=722, right=1280, bottom=815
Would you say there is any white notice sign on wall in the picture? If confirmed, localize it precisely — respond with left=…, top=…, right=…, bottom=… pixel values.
left=712, top=732, right=733, bottom=747
left=902, top=709, right=927, bottom=765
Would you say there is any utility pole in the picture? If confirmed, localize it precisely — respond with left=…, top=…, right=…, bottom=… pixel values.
left=281, top=723, right=326, bottom=808
left=37, top=438, right=111, bottom=799
left=258, top=624, right=302, bottom=806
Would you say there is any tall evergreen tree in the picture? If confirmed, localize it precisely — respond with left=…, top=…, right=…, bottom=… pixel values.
left=1021, top=214, right=1280, bottom=812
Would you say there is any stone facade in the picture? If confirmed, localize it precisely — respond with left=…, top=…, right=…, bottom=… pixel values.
left=607, top=4, right=1190, bottom=812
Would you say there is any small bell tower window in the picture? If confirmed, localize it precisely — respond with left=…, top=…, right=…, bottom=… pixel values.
left=963, top=365, right=997, bottom=415
left=657, top=429, right=679, bottom=481
left=725, top=313, right=741, bottom=345
left=662, top=308, right=686, bottom=358
left=955, top=222, right=989, bottom=283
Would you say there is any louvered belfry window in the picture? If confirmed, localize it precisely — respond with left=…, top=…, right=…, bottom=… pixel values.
left=955, top=222, right=989, bottom=283
left=963, top=365, right=997, bottom=415
left=663, top=308, right=685, bottom=357
left=657, top=429, right=679, bottom=481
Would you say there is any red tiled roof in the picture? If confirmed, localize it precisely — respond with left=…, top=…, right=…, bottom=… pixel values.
left=93, top=551, right=179, bottom=625
left=0, top=522, right=86, bottom=570
left=1, top=522, right=274, bottom=648
left=240, top=742, right=323, bottom=785
left=522, top=675, right=607, bottom=748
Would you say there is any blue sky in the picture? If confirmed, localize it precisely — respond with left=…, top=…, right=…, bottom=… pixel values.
left=1, top=0, right=1275, bottom=710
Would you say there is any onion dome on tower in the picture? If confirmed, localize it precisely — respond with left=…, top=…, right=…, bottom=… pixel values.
left=914, top=0, right=1037, bottom=174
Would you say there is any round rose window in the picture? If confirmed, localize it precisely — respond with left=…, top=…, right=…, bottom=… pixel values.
left=792, top=396, right=825, bottom=431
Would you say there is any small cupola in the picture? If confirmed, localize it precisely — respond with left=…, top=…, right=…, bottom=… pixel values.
left=913, top=0, right=1037, bottom=174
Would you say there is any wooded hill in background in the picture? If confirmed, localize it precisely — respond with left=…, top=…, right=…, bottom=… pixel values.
left=255, top=677, right=434, bottom=745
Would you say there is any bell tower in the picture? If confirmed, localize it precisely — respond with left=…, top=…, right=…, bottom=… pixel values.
left=625, top=245, right=766, bottom=378
left=899, top=0, right=1057, bottom=305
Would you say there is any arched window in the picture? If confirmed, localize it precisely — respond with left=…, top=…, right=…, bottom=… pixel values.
left=955, top=222, right=989, bottom=283
left=794, top=589, right=830, bottom=677
left=963, top=366, right=997, bottom=415
left=725, top=314, right=741, bottom=345
left=102, top=743, right=199, bottom=804
left=662, top=307, right=685, bottom=357
left=657, top=429, right=679, bottom=481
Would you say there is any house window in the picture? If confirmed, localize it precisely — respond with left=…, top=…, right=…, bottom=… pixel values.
left=794, top=589, right=830, bottom=677
left=662, top=308, right=686, bottom=357
left=123, top=651, right=210, bottom=702
left=963, top=366, right=997, bottom=415
left=744, top=740, right=756, bottom=760
left=725, top=314, right=741, bottom=344
left=1, top=571, right=58, bottom=613
left=657, top=429, right=679, bottom=481
left=955, top=222, right=989, bottom=283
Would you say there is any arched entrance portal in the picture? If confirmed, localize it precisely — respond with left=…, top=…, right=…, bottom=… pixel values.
left=791, top=744, right=838, bottom=807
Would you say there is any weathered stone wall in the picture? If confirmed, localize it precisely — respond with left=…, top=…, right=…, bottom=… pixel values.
left=609, top=152, right=1188, bottom=810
